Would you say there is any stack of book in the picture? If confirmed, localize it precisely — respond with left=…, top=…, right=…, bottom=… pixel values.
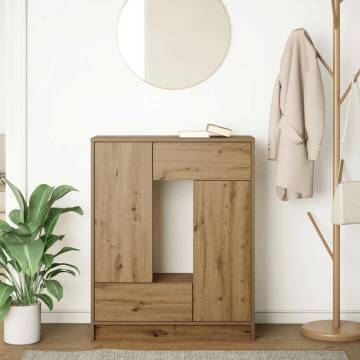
left=178, top=124, right=232, bottom=138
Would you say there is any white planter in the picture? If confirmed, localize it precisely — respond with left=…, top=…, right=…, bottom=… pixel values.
left=4, top=302, right=41, bottom=345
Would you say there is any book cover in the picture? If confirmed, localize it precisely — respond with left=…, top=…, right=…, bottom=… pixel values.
left=207, top=124, right=232, bottom=137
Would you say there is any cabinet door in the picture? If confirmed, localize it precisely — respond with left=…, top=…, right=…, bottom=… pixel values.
left=193, top=181, right=252, bottom=321
left=94, top=143, right=152, bottom=283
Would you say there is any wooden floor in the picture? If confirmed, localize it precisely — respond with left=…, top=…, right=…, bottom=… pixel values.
left=1, top=324, right=360, bottom=360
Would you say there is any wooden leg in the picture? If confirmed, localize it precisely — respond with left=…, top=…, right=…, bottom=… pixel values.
left=90, top=324, right=95, bottom=341
left=251, top=323, right=256, bottom=341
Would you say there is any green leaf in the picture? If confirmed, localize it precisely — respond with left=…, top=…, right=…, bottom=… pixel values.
left=45, top=262, right=80, bottom=275
left=9, top=209, right=22, bottom=225
left=46, top=269, right=76, bottom=280
left=0, top=244, right=8, bottom=263
left=54, top=247, right=79, bottom=257
left=0, top=281, right=14, bottom=307
left=0, top=219, right=13, bottom=234
left=0, top=273, right=11, bottom=283
left=2, top=231, right=32, bottom=244
left=43, top=208, right=62, bottom=237
left=36, top=294, right=53, bottom=311
left=44, top=207, right=83, bottom=237
left=0, top=297, right=12, bottom=320
left=6, top=239, right=44, bottom=277
left=3, top=179, right=27, bottom=223
left=50, top=185, right=78, bottom=205
left=8, top=259, right=22, bottom=273
left=28, top=184, right=54, bottom=228
left=40, top=234, right=65, bottom=252
left=12, top=223, right=32, bottom=237
left=41, top=254, right=54, bottom=268
left=45, top=280, right=63, bottom=301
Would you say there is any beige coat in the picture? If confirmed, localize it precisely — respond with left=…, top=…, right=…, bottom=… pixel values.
left=269, top=29, right=325, bottom=200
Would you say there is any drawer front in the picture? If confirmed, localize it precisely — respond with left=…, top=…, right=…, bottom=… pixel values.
left=95, top=283, right=192, bottom=321
left=153, top=142, right=252, bottom=180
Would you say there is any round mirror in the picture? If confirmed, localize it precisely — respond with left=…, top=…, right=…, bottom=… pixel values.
left=117, top=0, right=231, bottom=90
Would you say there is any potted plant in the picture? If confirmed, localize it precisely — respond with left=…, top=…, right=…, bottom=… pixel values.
left=0, top=179, right=83, bottom=345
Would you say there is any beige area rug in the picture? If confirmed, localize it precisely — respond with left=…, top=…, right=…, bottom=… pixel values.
left=22, top=350, right=349, bottom=360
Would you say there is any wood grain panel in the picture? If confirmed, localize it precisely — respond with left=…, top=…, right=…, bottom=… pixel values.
left=153, top=273, right=193, bottom=283
left=95, top=325, right=253, bottom=342
left=193, top=181, right=252, bottom=321
left=153, top=143, right=251, bottom=180
left=94, top=142, right=152, bottom=283
left=95, top=282, right=192, bottom=321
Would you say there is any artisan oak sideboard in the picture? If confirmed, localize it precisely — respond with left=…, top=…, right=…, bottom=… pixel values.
left=91, top=136, right=255, bottom=342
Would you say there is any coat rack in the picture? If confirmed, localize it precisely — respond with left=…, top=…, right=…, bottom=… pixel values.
left=302, top=0, right=360, bottom=342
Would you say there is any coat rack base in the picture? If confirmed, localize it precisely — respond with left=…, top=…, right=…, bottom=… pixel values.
left=302, top=320, right=360, bottom=342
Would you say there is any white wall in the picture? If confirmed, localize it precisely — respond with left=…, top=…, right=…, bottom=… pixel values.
left=6, top=0, right=360, bottom=323
left=117, top=0, right=145, bottom=80
left=0, top=0, right=9, bottom=134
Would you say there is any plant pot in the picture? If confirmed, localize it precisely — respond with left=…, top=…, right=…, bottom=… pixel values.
left=4, top=302, right=41, bottom=345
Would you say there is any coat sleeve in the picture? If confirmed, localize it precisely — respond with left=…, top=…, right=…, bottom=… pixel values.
left=268, top=75, right=281, bottom=160
left=304, top=56, right=325, bottom=161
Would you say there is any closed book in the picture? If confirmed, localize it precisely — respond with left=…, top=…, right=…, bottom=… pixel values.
left=178, top=131, right=214, bottom=138
left=207, top=123, right=232, bottom=137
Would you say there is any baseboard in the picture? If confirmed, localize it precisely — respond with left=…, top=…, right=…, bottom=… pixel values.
left=41, top=310, right=360, bottom=324
left=255, top=310, right=360, bottom=324
left=41, top=310, right=90, bottom=323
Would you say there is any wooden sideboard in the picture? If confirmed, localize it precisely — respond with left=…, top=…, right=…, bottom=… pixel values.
left=91, top=136, right=255, bottom=342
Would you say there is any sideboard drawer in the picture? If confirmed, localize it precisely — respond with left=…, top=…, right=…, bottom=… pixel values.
left=95, top=282, right=192, bottom=321
left=153, top=142, right=252, bottom=180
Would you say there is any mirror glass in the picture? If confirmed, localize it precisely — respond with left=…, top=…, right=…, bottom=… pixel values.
left=117, top=0, right=231, bottom=89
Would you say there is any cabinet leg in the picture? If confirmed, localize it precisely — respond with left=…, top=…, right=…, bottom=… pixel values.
left=90, top=324, right=95, bottom=340
left=251, top=323, right=256, bottom=341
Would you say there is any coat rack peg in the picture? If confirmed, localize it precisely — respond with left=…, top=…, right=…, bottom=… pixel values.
left=317, top=51, right=334, bottom=77
left=340, top=68, right=360, bottom=105
left=337, top=159, right=344, bottom=184
left=307, top=212, right=334, bottom=260
left=304, top=29, right=333, bottom=77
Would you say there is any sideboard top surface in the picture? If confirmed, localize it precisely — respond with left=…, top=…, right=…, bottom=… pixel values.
left=91, top=135, right=255, bottom=143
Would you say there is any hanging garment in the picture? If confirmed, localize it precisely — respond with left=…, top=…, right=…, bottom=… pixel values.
left=332, top=79, right=360, bottom=225
left=268, top=28, right=325, bottom=201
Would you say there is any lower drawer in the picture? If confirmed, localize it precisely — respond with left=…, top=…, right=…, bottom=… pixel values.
left=94, top=324, right=255, bottom=341
left=94, top=282, right=192, bottom=321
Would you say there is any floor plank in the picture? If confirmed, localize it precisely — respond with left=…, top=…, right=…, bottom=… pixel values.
left=0, top=324, right=360, bottom=360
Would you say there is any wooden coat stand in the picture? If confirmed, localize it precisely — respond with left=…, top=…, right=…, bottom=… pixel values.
left=302, top=0, right=360, bottom=342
